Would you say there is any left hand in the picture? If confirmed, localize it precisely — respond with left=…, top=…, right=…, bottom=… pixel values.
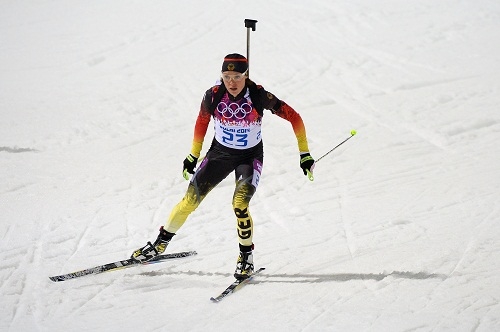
left=183, top=154, right=198, bottom=180
left=300, top=152, right=315, bottom=181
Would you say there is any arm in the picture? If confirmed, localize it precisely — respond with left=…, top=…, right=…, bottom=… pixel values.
left=256, top=84, right=315, bottom=179
left=183, top=90, right=212, bottom=180
left=189, top=90, right=213, bottom=158
left=253, top=83, right=310, bottom=153
left=190, top=103, right=211, bottom=158
left=272, top=101, right=310, bottom=154
left=272, top=100, right=315, bottom=180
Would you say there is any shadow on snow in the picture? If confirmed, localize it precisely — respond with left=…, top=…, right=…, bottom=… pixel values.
left=0, top=146, right=38, bottom=153
left=138, top=270, right=448, bottom=283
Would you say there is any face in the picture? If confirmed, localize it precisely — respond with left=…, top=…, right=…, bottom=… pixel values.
left=221, top=71, right=247, bottom=97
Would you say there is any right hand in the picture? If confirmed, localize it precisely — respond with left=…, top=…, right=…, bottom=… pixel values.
left=300, top=152, right=315, bottom=181
left=183, top=154, right=198, bottom=180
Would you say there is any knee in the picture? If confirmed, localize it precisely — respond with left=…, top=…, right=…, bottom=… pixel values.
left=179, top=185, right=201, bottom=210
left=232, top=182, right=255, bottom=209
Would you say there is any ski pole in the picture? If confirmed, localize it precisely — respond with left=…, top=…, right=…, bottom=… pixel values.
left=306, top=130, right=357, bottom=181
left=316, top=129, right=357, bottom=163
left=244, top=19, right=258, bottom=77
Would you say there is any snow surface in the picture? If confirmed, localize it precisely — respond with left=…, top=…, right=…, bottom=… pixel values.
left=1, top=0, right=500, bottom=331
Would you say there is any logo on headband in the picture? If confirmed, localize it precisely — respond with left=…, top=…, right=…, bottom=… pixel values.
left=227, top=63, right=235, bottom=71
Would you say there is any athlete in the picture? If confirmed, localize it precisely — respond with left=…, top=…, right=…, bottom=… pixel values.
left=131, top=53, right=315, bottom=279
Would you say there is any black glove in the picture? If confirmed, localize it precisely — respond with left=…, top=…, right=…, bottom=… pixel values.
left=300, top=152, right=315, bottom=179
left=183, top=154, right=198, bottom=180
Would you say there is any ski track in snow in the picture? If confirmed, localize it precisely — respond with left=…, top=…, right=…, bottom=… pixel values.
left=1, top=0, right=500, bottom=331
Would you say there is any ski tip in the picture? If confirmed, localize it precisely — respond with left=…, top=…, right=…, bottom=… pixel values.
left=210, top=297, right=220, bottom=303
left=49, top=276, right=68, bottom=282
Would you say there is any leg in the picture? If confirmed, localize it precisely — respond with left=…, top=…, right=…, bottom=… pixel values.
left=232, top=159, right=261, bottom=249
left=233, top=179, right=256, bottom=249
left=233, top=179, right=256, bottom=279
left=165, top=153, right=234, bottom=233
left=233, top=159, right=262, bottom=279
left=164, top=183, right=203, bottom=233
left=132, top=153, right=233, bottom=261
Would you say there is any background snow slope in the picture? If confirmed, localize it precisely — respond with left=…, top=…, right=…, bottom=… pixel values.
left=1, top=0, right=500, bottom=331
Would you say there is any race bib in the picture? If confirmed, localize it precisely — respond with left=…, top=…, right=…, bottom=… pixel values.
left=213, top=90, right=263, bottom=149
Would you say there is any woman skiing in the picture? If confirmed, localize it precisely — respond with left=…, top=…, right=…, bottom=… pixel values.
left=131, top=53, right=315, bottom=279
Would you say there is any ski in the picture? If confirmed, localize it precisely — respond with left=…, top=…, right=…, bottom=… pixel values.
left=49, top=251, right=197, bottom=282
left=210, top=267, right=265, bottom=302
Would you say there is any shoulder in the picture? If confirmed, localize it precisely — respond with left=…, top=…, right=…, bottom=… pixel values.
left=203, top=84, right=227, bottom=114
left=203, top=84, right=224, bottom=102
left=203, top=85, right=218, bottom=98
left=248, top=80, right=281, bottom=111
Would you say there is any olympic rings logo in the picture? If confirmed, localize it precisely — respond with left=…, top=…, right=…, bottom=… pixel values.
left=216, top=101, right=253, bottom=120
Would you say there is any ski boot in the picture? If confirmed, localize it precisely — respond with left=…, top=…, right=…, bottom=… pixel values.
left=131, top=226, right=174, bottom=262
left=234, top=245, right=254, bottom=280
